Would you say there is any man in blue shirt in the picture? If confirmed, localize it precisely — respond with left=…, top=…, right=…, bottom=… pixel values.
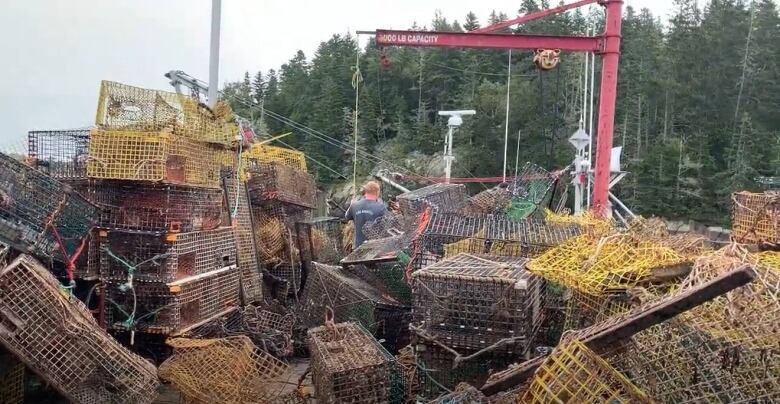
left=345, top=181, right=387, bottom=248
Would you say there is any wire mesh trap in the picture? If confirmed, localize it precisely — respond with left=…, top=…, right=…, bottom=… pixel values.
left=0, top=254, right=159, bottom=404
left=0, top=351, right=24, bottom=404
left=521, top=339, right=651, bottom=403
left=731, top=191, right=779, bottom=244
left=27, top=129, right=91, bottom=180
left=341, top=235, right=408, bottom=266
left=95, top=80, right=238, bottom=145
left=307, top=217, right=345, bottom=264
left=343, top=263, right=413, bottom=306
left=363, top=212, right=414, bottom=241
left=158, top=336, right=293, bottom=404
left=459, top=187, right=513, bottom=216
left=297, top=263, right=405, bottom=336
left=428, top=382, right=486, bottom=403
left=86, top=130, right=223, bottom=188
left=397, top=183, right=468, bottom=215
left=243, top=143, right=308, bottom=173
left=414, top=213, right=581, bottom=270
left=411, top=253, right=543, bottom=353
left=246, top=162, right=317, bottom=208
left=223, top=174, right=263, bottom=303
left=99, top=227, right=237, bottom=282
left=0, top=152, right=98, bottom=260
left=105, top=265, right=240, bottom=335
left=83, top=181, right=226, bottom=233
left=307, top=321, right=403, bottom=404
left=507, top=163, right=556, bottom=204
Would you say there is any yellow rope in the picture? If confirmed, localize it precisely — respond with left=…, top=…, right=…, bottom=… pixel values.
left=351, top=37, right=363, bottom=195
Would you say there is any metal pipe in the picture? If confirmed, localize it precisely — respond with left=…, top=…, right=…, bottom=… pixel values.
left=207, top=0, right=222, bottom=107
left=503, top=50, right=512, bottom=182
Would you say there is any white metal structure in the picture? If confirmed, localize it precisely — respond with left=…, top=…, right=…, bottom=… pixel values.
left=208, top=0, right=222, bottom=107
left=438, top=110, right=476, bottom=184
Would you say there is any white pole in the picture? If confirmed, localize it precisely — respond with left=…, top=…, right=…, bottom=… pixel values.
left=207, top=0, right=222, bottom=107
left=444, top=126, right=454, bottom=184
left=586, top=29, right=596, bottom=207
left=503, top=50, right=512, bottom=182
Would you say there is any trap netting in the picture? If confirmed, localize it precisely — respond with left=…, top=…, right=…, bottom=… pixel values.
left=308, top=321, right=404, bottom=404
left=95, top=80, right=238, bottom=145
left=397, top=183, right=468, bottom=215
left=158, top=336, right=293, bottom=404
left=429, top=383, right=486, bottom=403
left=27, top=129, right=90, bottom=180
left=246, top=162, right=316, bottom=208
left=521, top=339, right=651, bottom=403
left=0, top=255, right=159, bottom=404
left=86, top=130, right=222, bottom=188
left=243, top=143, right=307, bottom=173
left=83, top=181, right=225, bottom=233
left=731, top=191, right=779, bottom=244
left=544, top=208, right=615, bottom=237
left=527, top=233, right=689, bottom=296
left=459, top=186, right=513, bottom=216
left=0, top=352, right=24, bottom=404
left=505, top=162, right=557, bottom=219
left=411, top=253, right=543, bottom=353
left=307, top=217, right=345, bottom=264
left=223, top=174, right=263, bottom=303
left=363, top=211, right=413, bottom=240
left=0, top=152, right=98, bottom=261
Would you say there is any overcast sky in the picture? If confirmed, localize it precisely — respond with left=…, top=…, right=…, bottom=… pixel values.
left=0, top=0, right=674, bottom=152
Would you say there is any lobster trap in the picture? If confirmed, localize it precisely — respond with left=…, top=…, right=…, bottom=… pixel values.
left=396, top=183, right=468, bottom=215
left=105, top=265, right=240, bottom=334
left=415, top=213, right=581, bottom=269
left=429, top=383, right=486, bottom=403
left=731, top=191, right=778, bottom=244
left=83, top=181, right=226, bottom=233
left=223, top=174, right=263, bottom=303
left=0, top=152, right=98, bottom=260
left=307, top=321, right=403, bottom=404
left=246, top=162, right=316, bottom=208
left=243, top=143, right=307, bottom=173
left=0, top=351, right=24, bottom=404
left=86, top=130, right=222, bottom=188
left=95, top=80, right=238, bottom=145
left=459, top=186, right=513, bottom=215
left=363, top=211, right=413, bottom=240
left=341, top=235, right=409, bottom=266
left=521, top=339, right=651, bottom=403
left=343, top=263, right=413, bottom=306
left=308, top=217, right=345, bottom=264
left=158, top=336, right=293, bottom=404
left=507, top=162, right=556, bottom=203
left=99, top=227, right=237, bottom=282
left=0, top=255, right=159, bottom=403
left=27, top=129, right=90, bottom=180
left=253, top=203, right=312, bottom=265
left=411, top=253, right=543, bottom=353
left=74, top=228, right=101, bottom=280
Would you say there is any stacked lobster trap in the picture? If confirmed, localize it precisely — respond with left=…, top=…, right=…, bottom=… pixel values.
left=244, top=142, right=317, bottom=296
left=396, top=183, right=468, bottom=216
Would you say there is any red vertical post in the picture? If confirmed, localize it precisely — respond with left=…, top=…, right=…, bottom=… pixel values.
left=592, top=0, right=623, bottom=216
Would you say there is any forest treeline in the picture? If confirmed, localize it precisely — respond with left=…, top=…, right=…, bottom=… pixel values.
left=222, top=0, right=780, bottom=225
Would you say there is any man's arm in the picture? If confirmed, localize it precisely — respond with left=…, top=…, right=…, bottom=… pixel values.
left=345, top=200, right=355, bottom=221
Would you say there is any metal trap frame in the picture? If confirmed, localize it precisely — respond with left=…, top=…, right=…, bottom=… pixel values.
left=415, top=213, right=581, bottom=270
left=307, top=321, right=403, bottom=404
left=82, top=180, right=226, bottom=233
left=99, top=227, right=237, bottom=283
left=397, top=183, right=468, bottom=215
left=0, top=350, right=24, bottom=404
left=74, top=228, right=101, bottom=280
left=507, top=162, right=556, bottom=203
left=340, top=235, right=408, bottom=266
left=0, top=152, right=98, bottom=260
left=363, top=211, right=413, bottom=241
left=342, top=262, right=413, bottom=306
left=243, top=143, right=307, bottom=173
left=86, top=129, right=223, bottom=188
left=105, top=265, right=240, bottom=335
left=95, top=80, right=238, bottom=146
left=27, top=129, right=90, bottom=180
left=411, top=253, right=543, bottom=353
left=0, top=255, right=159, bottom=404
left=731, top=191, right=778, bottom=244
left=223, top=174, right=263, bottom=303
left=428, top=383, right=486, bottom=403
left=308, top=216, right=345, bottom=264
left=246, top=162, right=317, bottom=208
left=459, top=186, right=513, bottom=216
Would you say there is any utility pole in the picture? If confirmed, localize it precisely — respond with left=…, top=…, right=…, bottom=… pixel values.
left=438, top=110, right=476, bottom=184
left=208, top=0, right=222, bottom=108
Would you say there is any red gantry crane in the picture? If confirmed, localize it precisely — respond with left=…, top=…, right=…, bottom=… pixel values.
left=371, top=0, right=623, bottom=216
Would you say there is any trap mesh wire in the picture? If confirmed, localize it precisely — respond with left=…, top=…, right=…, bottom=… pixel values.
left=74, top=228, right=101, bottom=280
left=459, top=187, right=513, bottom=216
left=95, top=80, right=238, bottom=145
left=307, top=322, right=403, bottom=404
left=158, top=336, right=293, bottom=404
left=0, top=255, right=159, bottom=404
left=243, top=143, right=307, bottom=173
left=86, top=130, right=222, bottom=188
left=521, top=339, right=651, bottom=403
left=246, top=162, right=316, bottom=208
left=343, top=263, right=413, bottom=306
left=105, top=265, right=240, bottom=335
left=396, top=345, right=419, bottom=402
left=428, top=383, right=486, bottom=403
left=223, top=174, right=263, bottom=303
left=0, top=354, right=24, bottom=404
left=411, top=253, right=543, bottom=353
left=0, top=152, right=98, bottom=260
left=99, top=227, right=237, bottom=282
left=341, top=235, right=408, bottom=266
left=83, top=181, right=225, bottom=233
left=416, top=213, right=581, bottom=269
left=27, top=129, right=90, bottom=180
left=308, top=217, right=344, bottom=264
left=562, top=289, right=633, bottom=332
left=253, top=203, right=311, bottom=265
left=544, top=208, right=616, bottom=237
left=731, top=191, right=779, bottom=244
left=526, top=234, right=689, bottom=296
left=363, top=211, right=413, bottom=240
left=268, top=261, right=304, bottom=293
left=397, top=183, right=468, bottom=215
left=504, top=163, right=557, bottom=219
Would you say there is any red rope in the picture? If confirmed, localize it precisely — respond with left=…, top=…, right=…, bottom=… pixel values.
left=397, top=173, right=557, bottom=184
left=48, top=222, right=89, bottom=282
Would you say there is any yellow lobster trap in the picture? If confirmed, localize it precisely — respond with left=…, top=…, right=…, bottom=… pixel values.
left=86, top=130, right=222, bottom=188
left=95, top=80, right=238, bottom=145
left=243, top=143, right=307, bottom=173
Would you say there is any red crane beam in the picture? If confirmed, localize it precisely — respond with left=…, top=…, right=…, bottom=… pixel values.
left=375, top=30, right=602, bottom=52
left=471, top=0, right=599, bottom=33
